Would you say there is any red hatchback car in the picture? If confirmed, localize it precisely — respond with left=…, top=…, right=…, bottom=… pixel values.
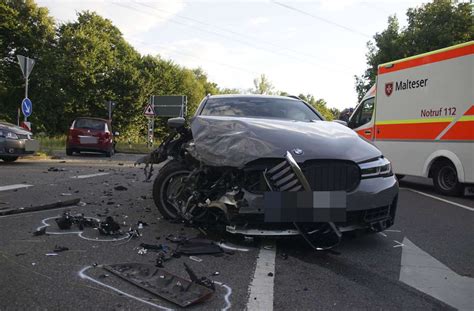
left=66, top=117, right=117, bottom=157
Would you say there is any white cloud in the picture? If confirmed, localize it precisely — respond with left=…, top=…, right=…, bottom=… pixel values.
left=37, top=0, right=185, bottom=37
left=247, top=16, right=270, bottom=26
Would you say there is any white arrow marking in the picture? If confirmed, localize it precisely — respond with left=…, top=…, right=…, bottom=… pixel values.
left=400, top=237, right=474, bottom=310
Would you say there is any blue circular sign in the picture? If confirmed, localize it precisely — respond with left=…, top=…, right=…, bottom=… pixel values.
left=21, top=98, right=32, bottom=117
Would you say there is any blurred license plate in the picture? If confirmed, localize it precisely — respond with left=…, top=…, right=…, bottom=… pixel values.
left=464, top=186, right=474, bottom=196
left=79, top=136, right=98, bottom=144
left=25, top=140, right=39, bottom=151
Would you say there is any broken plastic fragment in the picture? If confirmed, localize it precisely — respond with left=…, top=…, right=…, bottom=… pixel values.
left=53, top=245, right=69, bottom=252
left=33, top=227, right=47, bottom=236
left=103, top=263, right=214, bottom=307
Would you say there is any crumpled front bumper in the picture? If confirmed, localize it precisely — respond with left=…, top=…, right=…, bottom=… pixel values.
left=228, top=153, right=399, bottom=235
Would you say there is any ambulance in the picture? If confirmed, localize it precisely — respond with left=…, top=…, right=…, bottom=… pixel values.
left=349, top=41, right=473, bottom=196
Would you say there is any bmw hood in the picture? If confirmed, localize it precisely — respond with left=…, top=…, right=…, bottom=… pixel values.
left=190, top=116, right=381, bottom=167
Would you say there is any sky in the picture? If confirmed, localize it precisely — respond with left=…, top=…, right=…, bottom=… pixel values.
left=36, top=0, right=432, bottom=110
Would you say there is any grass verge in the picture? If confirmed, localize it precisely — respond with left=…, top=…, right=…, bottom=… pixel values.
left=37, top=136, right=152, bottom=155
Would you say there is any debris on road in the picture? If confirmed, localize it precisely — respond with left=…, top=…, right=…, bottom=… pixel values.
left=98, top=216, right=121, bottom=235
left=55, top=212, right=97, bottom=230
left=184, top=263, right=215, bottom=290
left=189, top=256, right=203, bottom=262
left=103, top=263, right=214, bottom=307
left=33, top=227, right=47, bottom=236
left=1, top=198, right=81, bottom=216
left=53, top=245, right=69, bottom=252
left=47, top=167, right=65, bottom=172
left=114, top=185, right=128, bottom=191
left=175, top=238, right=223, bottom=255
left=166, top=233, right=187, bottom=243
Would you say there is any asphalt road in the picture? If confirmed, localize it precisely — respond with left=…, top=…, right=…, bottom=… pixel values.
left=0, top=153, right=472, bottom=310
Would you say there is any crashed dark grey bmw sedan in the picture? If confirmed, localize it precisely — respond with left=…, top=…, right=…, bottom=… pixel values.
left=144, top=95, right=398, bottom=249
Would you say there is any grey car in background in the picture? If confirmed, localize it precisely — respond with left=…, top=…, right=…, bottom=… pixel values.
left=0, top=121, right=39, bottom=162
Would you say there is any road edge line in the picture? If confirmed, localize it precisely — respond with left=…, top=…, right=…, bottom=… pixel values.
left=403, top=188, right=474, bottom=212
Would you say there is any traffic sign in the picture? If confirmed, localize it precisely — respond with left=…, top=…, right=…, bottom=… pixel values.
left=144, top=103, right=155, bottom=117
left=20, top=121, right=31, bottom=131
left=21, top=98, right=32, bottom=117
left=17, top=55, right=35, bottom=79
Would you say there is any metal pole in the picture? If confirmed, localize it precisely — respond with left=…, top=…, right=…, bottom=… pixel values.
left=108, top=101, right=112, bottom=121
left=24, top=58, right=28, bottom=122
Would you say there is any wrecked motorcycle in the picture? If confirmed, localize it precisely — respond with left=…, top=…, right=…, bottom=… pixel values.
left=139, top=95, right=399, bottom=250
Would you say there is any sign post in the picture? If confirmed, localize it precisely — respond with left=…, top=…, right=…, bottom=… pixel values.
left=17, top=55, right=35, bottom=123
left=144, top=99, right=156, bottom=148
left=107, top=101, right=116, bottom=121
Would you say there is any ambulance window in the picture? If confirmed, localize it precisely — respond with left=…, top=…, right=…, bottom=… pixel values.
left=349, top=97, right=374, bottom=128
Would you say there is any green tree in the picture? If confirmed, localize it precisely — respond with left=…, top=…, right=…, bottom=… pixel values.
left=56, top=11, right=143, bottom=136
left=355, top=0, right=473, bottom=101
left=297, top=94, right=335, bottom=120
left=0, top=0, right=55, bottom=129
left=253, top=73, right=275, bottom=95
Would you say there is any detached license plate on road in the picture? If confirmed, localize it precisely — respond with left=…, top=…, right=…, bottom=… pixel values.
left=79, top=136, right=98, bottom=144
left=25, top=140, right=39, bottom=151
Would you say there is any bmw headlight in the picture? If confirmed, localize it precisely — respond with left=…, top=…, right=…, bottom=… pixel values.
left=0, top=130, right=19, bottom=140
left=359, top=157, right=392, bottom=178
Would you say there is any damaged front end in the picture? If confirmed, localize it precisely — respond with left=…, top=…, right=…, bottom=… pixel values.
left=141, top=114, right=398, bottom=251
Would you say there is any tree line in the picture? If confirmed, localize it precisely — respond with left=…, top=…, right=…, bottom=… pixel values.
left=354, top=0, right=473, bottom=102
left=0, top=0, right=337, bottom=140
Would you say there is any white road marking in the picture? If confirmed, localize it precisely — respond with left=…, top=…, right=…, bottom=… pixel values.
left=214, top=281, right=233, bottom=311
left=400, top=237, right=474, bottom=310
left=70, top=172, right=109, bottom=179
left=393, top=240, right=405, bottom=248
left=218, top=242, right=250, bottom=252
left=0, top=184, right=33, bottom=192
left=378, top=232, right=387, bottom=237
left=246, top=241, right=276, bottom=311
left=404, top=188, right=474, bottom=212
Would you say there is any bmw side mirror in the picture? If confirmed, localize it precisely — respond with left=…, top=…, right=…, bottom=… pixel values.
left=168, top=117, right=185, bottom=129
left=333, top=120, right=348, bottom=127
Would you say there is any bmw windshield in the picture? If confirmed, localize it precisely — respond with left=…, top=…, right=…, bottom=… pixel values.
left=200, top=97, right=322, bottom=122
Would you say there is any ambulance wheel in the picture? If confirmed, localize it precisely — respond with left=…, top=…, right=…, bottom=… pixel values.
left=432, top=160, right=463, bottom=196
